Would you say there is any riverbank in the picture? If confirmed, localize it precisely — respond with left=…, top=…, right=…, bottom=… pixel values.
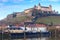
left=0, top=32, right=50, bottom=39
left=0, top=36, right=60, bottom=40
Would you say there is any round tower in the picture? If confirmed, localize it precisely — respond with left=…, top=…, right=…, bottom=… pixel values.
left=33, top=5, right=37, bottom=9
left=49, top=5, right=52, bottom=11
left=37, top=3, right=41, bottom=10
left=38, top=3, right=41, bottom=6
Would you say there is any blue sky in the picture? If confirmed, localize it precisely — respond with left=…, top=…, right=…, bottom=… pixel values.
left=0, top=0, right=60, bottom=20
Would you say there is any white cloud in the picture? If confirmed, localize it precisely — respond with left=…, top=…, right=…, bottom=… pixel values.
left=40, top=0, right=60, bottom=2
left=0, top=3, right=4, bottom=6
left=0, top=5, right=21, bottom=12
left=30, top=0, right=36, bottom=2
left=0, top=0, right=8, bottom=2
left=0, top=0, right=24, bottom=3
left=48, top=0, right=60, bottom=2
left=2, top=0, right=8, bottom=2
left=0, top=5, right=21, bottom=20
left=13, top=0, right=24, bottom=3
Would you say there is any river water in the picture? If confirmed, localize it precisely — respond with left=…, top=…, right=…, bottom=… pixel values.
left=1, top=37, right=60, bottom=40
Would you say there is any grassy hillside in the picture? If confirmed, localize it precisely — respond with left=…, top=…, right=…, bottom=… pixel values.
left=0, top=16, right=32, bottom=25
left=36, top=16, right=60, bottom=25
left=0, top=7, right=60, bottom=25
left=0, top=15, right=60, bottom=25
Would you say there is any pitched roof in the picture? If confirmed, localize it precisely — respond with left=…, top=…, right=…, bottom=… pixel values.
left=41, top=6, right=49, bottom=8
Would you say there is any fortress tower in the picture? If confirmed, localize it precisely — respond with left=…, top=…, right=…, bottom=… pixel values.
left=37, top=3, right=52, bottom=12
left=24, top=3, right=53, bottom=16
left=37, top=3, right=41, bottom=10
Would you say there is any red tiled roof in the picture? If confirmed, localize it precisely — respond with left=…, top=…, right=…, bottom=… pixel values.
left=27, top=24, right=46, bottom=27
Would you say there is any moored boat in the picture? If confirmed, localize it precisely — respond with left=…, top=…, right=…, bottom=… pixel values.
left=4, top=26, right=50, bottom=38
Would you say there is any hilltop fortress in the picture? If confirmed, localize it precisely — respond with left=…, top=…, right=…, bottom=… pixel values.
left=25, top=3, right=52, bottom=13
left=7, top=3, right=58, bottom=18
left=0, top=3, right=60, bottom=26
left=24, top=3, right=57, bottom=16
